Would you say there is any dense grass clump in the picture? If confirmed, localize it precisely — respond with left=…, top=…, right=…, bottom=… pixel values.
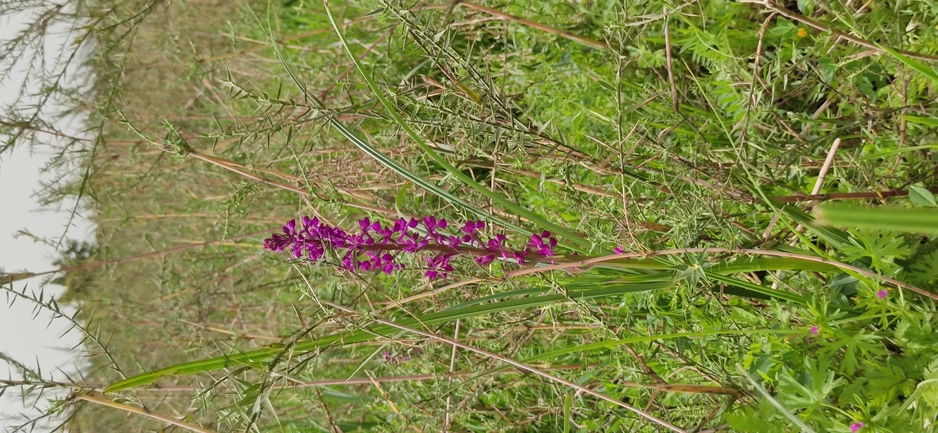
left=3, top=0, right=938, bottom=431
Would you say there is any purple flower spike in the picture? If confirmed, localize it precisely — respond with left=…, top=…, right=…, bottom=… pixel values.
left=528, top=232, right=556, bottom=257
left=264, top=216, right=564, bottom=280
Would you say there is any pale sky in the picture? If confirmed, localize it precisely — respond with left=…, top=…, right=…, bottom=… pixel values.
left=1, top=9, right=95, bottom=431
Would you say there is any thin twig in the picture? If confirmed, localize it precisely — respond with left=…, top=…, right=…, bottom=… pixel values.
left=443, top=319, right=460, bottom=432
left=187, top=150, right=402, bottom=216
left=375, top=277, right=484, bottom=314
left=316, top=388, right=345, bottom=433
left=74, top=394, right=217, bottom=433
left=741, top=11, right=778, bottom=148
left=365, top=372, right=425, bottom=433
left=319, top=29, right=393, bottom=101
left=664, top=13, right=679, bottom=112
left=202, top=78, right=236, bottom=119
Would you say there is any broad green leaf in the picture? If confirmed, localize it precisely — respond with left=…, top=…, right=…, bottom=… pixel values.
left=909, top=186, right=938, bottom=207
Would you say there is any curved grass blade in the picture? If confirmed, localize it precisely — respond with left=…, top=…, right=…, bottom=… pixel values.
left=105, top=281, right=672, bottom=392
left=324, top=3, right=591, bottom=251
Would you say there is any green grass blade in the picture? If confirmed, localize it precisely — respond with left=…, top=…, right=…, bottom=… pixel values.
left=105, top=281, right=672, bottom=392
left=564, top=392, right=572, bottom=433
left=877, top=46, right=938, bottom=83
left=901, top=115, right=938, bottom=128
left=815, top=204, right=938, bottom=235
left=780, top=205, right=851, bottom=248
left=705, top=272, right=808, bottom=304
left=709, top=257, right=839, bottom=274
left=324, top=4, right=591, bottom=250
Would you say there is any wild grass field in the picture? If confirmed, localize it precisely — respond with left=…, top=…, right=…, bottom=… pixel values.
left=3, top=0, right=938, bottom=431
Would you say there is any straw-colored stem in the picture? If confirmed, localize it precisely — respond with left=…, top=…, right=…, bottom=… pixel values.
left=74, top=394, right=217, bottom=433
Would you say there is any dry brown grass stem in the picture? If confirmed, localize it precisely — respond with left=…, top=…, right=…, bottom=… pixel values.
left=74, top=394, right=217, bottom=433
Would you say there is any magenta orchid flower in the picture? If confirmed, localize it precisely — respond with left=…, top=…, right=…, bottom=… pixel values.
left=265, top=216, right=558, bottom=279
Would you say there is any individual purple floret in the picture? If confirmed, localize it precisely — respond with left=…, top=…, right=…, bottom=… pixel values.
left=264, top=216, right=559, bottom=280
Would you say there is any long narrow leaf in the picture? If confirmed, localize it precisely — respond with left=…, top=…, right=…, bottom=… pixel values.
left=708, top=257, right=839, bottom=274
left=105, top=281, right=672, bottom=392
left=706, top=272, right=808, bottom=304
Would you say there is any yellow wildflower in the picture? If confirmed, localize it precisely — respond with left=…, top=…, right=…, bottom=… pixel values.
left=797, top=28, right=808, bottom=38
